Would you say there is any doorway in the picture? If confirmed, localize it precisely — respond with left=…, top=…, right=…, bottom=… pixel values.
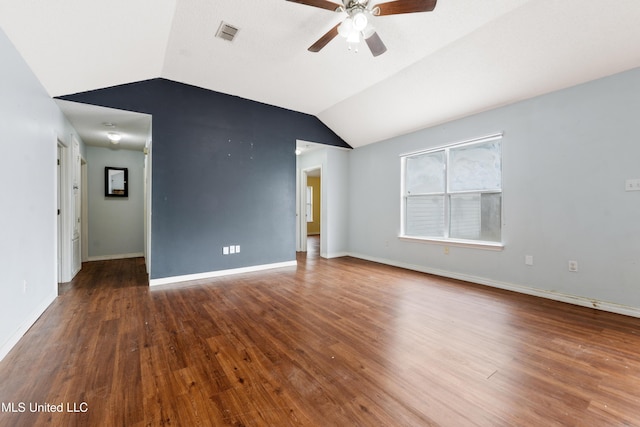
left=305, top=168, right=321, bottom=257
left=56, top=137, right=82, bottom=284
left=81, top=158, right=88, bottom=263
left=57, top=144, right=63, bottom=283
left=297, top=166, right=322, bottom=255
left=55, top=100, right=152, bottom=279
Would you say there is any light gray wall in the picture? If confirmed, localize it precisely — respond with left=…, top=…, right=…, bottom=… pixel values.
left=86, top=146, right=145, bottom=259
left=348, top=67, right=640, bottom=311
left=0, top=28, right=81, bottom=360
left=298, top=147, right=350, bottom=258
left=325, top=148, right=350, bottom=257
left=297, top=147, right=351, bottom=258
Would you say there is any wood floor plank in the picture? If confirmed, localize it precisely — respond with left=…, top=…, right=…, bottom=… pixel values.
left=2, top=254, right=640, bottom=426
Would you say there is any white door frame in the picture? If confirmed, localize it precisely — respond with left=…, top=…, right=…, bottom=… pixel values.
left=71, top=138, right=81, bottom=277
left=57, top=144, right=62, bottom=283
left=57, top=139, right=72, bottom=283
left=296, top=165, right=323, bottom=254
left=81, top=158, right=88, bottom=262
left=144, top=140, right=152, bottom=275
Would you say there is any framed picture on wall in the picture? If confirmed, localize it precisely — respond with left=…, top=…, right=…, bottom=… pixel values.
left=105, top=166, right=128, bottom=197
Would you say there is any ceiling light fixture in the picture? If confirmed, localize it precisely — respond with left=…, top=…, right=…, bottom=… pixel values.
left=352, top=11, right=368, bottom=31
left=107, top=132, right=122, bottom=144
left=288, top=0, right=438, bottom=57
left=295, top=148, right=302, bottom=155
left=337, top=8, right=374, bottom=52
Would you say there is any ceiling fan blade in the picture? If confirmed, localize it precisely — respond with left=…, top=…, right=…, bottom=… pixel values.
left=365, top=32, right=387, bottom=57
left=372, top=0, right=437, bottom=16
left=286, top=0, right=343, bottom=12
left=308, top=23, right=340, bottom=52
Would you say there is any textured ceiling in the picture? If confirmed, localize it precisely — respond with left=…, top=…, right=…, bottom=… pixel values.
left=1, top=0, right=640, bottom=148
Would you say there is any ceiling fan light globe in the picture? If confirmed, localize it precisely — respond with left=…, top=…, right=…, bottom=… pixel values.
left=352, top=11, right=368, bottom=31
left=346, top=30, right=360, bottom=44
left=338, top=18, right=353, bottom=38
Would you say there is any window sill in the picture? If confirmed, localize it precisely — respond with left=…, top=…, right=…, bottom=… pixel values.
left=398, top=235, right=504, bottom=251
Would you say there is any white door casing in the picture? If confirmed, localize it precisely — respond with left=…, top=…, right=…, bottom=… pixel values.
left=71, top=137, right=81, bottom=276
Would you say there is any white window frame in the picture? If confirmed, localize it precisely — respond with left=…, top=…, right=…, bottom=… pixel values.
left=400, top=133, right=504, bottom=250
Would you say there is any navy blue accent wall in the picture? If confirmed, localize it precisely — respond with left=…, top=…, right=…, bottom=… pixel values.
left=60, top=79, right=350, bottom=279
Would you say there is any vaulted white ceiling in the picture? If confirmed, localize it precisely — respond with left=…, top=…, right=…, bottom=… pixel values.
left=1, top=0, right=639, bottom=148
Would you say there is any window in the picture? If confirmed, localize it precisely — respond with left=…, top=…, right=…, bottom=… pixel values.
left=401, top=134, right=502, bottom=246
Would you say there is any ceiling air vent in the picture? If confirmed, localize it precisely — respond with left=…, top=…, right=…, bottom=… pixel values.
left=216, top=22, right=239, bottom=42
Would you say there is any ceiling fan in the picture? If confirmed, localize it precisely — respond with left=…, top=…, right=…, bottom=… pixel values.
left=287, top=0, right=437, bottom=57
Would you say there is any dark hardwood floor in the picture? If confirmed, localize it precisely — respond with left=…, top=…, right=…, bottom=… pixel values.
left=2, top=247, right=640, bottom=426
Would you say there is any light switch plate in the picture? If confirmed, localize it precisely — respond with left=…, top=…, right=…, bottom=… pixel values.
left=625, top=179, right=640, bottom=191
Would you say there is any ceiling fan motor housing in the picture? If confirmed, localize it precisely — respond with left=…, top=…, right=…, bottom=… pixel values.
left=343, top=0, right=370, bottom=13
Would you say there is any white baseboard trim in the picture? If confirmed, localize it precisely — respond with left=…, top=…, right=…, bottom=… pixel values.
left=347, top=252, right=640, bottom=319
left=149, top=260, right=298, bottom=287
left=0, top=291, right=57, bottom=362
left=87, top=252, right=144, bottom=262
left=325, top=251, right=350, bottom=259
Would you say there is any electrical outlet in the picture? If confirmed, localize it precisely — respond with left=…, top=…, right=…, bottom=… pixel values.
left=443, top=246, right=449, bottom=255
left=230, top=245, right=236, bottom=254
left=568, top=260, right=578, bottom=272
left=223, top=246, right=229, bottom=255
left=525, top=255, right=534, bottom=266
left=235, top=245, right=240, bottom=253
left=23, top=280, right=27, bottom=293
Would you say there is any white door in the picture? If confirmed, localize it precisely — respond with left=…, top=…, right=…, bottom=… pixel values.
left=57, top=146, right=62, bottom=283
left=71, top=139, right=81, bottom=276
left=81, top=159, right=88, bottom=262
